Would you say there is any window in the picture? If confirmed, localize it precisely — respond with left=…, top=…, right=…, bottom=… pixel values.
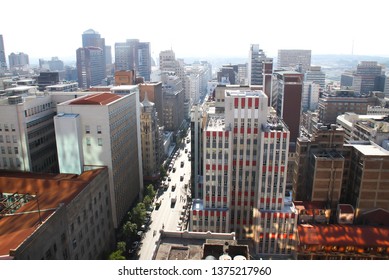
left=85, top=125, right=90, bottom=134
left=86, top=138, right=91, bottom=146
left=98, top=138, right=103, bottom=146
left=0, top=136, right=2, bottom=143
left=97, top=125, right=102, bottom=134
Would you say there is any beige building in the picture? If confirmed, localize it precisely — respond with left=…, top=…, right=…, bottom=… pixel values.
left=0, top=167, right=114, bottom=260
left=55, top=90, right=143, bottom=227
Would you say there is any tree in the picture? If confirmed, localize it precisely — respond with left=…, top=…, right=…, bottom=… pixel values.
left=117, top=241, right=127, bottom=253
left=144, top=184, right=156, bottom=198
left=108, top=250, right=126, bottom=260
left=160, top=165, right=167, bottom=178
left=132, top=202, right=146, bottom=227
left=143, top=195, right=152, bottom=209
left=122, top=221, right=137, bottom=238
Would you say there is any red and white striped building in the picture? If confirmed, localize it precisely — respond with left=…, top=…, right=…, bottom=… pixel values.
left=190, top=89, right=297, bottom=256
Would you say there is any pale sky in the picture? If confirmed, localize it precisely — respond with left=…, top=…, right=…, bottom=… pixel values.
left=1, top=0, right=388, bottom=63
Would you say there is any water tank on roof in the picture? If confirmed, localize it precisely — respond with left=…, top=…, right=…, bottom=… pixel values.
left=233, top=255, right=247, bottom=260
left=219, top=254, right=232, bottom=260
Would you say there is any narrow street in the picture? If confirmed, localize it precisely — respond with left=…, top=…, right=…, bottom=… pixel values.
left=138, top=137, right=191, bottom=260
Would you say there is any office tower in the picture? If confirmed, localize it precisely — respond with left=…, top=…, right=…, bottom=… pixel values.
left=190, top=90, right=297, bottom=256
left=137, top=42, right=151, bottom=81
left=355, top=61, right=384, bottom=94
left=0, top=35, right=7, bottom=71
left=76, top=47, right=105, bottom=89
left=39, top=57, right=64, bottom=71
left=37, top=72, right=60, bottom=91
left=0, top=167, right=115, bottom=260
left=161, top=73, right=185, bottom=131
left=140, top=93, right=163, bottom=181
left=271, top=70, right=304, bottom=148
left=305, top=66, right=325, bottom=89
left=248, top=44, right=267, bottom=85
left=0, top=95, right=59, bottom=173
left=301, top=82, right=320, bottom=112
left=277, top=49, right=311, bottom=73
left=55, top=89, right=143, bottom=227
left=318, top=89, right=377, bottom=125
left=8, top=52, right=29, bottom=71
left=115, top=40, right=151, bottom=81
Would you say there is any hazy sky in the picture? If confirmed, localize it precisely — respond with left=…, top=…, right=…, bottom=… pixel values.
left=1, top=0, right=388, bottom=63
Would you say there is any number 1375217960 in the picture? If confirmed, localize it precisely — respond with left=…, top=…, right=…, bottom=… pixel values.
left=211, top=266, right=271, bottom=276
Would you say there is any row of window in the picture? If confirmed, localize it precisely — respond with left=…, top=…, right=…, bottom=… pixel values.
left=0, top=123, right=16, bottom=132
left=0, top=157, right=21, bottom=168
left=24, top=102, right=53, bottom=117
left=0, top=135, right=18, bottom=144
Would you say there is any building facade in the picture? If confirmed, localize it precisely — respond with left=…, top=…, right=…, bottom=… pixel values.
left=277, top=49, right=311, bottom=73
left=55, top=90, right=143, bottom=227
left=0, top=35, right=7, bottom=71
left=190, top=90, right=297, bottom=257
left=76, top=47, right=105, bottom=89
left=248, top=44, right=267, bottom=86
left=0, top=167, right=115, bottom=260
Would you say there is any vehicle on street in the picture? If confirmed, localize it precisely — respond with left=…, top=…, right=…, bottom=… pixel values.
left=167, top=176, right=171, bottom=181
left=185, top=148, right=188, bottom=153
left=172, top=184, right=176, bottom=191
left=171, top=194, right=177, bottom=208
left=180, top=175, right=184, bottom=181
left=129, top=241, right=140, bottom=254
left=155, top=199, right=162, bottom=209
left=172, top=167, right=176, bottom=173
left=180, top=161, right=184, bottom=167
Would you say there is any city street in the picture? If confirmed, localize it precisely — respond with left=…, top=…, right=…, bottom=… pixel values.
left=138, top=137, right=191, bottom=260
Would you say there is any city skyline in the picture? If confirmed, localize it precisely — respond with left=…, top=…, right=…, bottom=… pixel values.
left=1, top=0, right=389, bottom=64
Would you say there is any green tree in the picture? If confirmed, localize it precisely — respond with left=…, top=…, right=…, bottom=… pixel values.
left=117, top=241, right=127, bottom=253
left=108, top=250, right=126, bottom=260
left=160, top=165, right=167, bottom=178
left=143, top=195, right=152, bottom=209
left=132, top=202, right=146, bottom=227
left=144, top=184, right=156, bottom=198
left=122, top=221, right=137, bottom=241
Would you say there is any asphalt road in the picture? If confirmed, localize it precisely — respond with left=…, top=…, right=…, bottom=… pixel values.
left=138, top=138, right=192, bottom=260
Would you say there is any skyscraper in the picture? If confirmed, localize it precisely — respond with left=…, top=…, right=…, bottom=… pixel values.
left=277, top=49, right=311, bottom=73
left=76, top=47, right=105, bottom=89
left=8, top=52, right=29, bottom=71
left=248, top=44, right=267, bottom=86
left=190, top=90, right=297, bottom=256
left=0, top=35, right=7, bottom=71
left=81, top=29, right=107, bottom=80
left=115, top=39, right=151, bottom=81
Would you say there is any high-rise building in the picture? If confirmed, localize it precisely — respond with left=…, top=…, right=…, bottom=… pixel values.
left=0, top=35, right=7, bottom=71
left=302, top=81, right=320, bottom=112
left=248, top=44, right=267, bottom=86
left=140, top=93, right=163, bottom=181
left=161, top=73, right=185, bottom=131
left=271, top=70, right=304, bottom=148
left=305, top=66, right=325, bottom=89
left=54, top=89, right=143, bottom=227
left=0, top=95, right=59, bottom=173
left=8, top=52, right=29, bottom=71
left=76, top=47, right=105, bottom=89
left=277, top=49, right=311, bottom=73
left=115, top=40, right=151, bottom=81
left=355, top=61, right=384, bottom=94
left=190, top=90, right=297, bottom=256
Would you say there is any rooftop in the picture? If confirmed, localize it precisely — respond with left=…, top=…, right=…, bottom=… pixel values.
left=69, top=93, right=122, bottom=105
left=0, top=168, right=107, bottom=257
left=297, top=224, right=389, bottom=247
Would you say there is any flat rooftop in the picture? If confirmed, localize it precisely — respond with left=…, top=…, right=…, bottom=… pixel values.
left=69, top=92, right=122, bottom=105
left=0, top=168, right=107, bottom=257
left=298, top=224, right=389, bottom=247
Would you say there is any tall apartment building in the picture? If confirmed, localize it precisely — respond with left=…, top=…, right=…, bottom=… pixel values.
left=114, top=39, right=151, bottom=81
left=190, top=90, right=297, bottom=256
left=54, top=90, right=143, bottom=227
left=8, top=52, right=29, bottom=71
left=277, top=49, right=311, bottom=73
left=248, top=44, right=267, bottom=86
left=140, top=94, right=163, bottom=181
left=355, top=61, right=384, bottom=94
left=76, top=47, right=105, bottom=89
left=0, top=35, right=7, bottom=71
left=0, top=167, right=115, bottom=260
left=271, top=70, right=304, bottom=149
left=0, top=95, right=59, bottom=173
